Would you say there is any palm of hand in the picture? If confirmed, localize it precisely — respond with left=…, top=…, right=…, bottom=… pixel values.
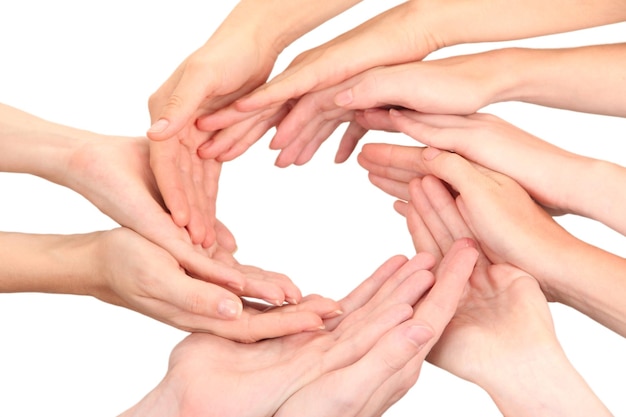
left=67, top=135, right=200, bottom=252
left=162, top=331, right=328, bottom=417
left=427, top=258, right=556, bottom=384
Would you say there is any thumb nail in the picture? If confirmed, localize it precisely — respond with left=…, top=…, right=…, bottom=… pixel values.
left=217, top=298, right=242, bottom=319
left=148, top=118, right=169, bottom=134
left=423, top=147, right=442, bottom=161
left=334, top=88, right=353, bottom=106
left=405, top=325, right=434, bottom=348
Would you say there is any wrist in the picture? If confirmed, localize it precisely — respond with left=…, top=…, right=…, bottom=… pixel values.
left=479, top=346, right=610, bottom=417
left=213, top=0, right=362, bottom=56
left=573, top=159, right=626, bottom=235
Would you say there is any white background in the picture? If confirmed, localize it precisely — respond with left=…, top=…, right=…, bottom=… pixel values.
left=1, top=1, right=625, bottom=415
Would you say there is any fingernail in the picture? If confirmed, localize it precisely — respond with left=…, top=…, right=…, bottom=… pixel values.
left=226, top=282, right=244, bottom=292
left=286, top=297, right=299, bottom=305
left=423, top=147, right=442, bottom=161
left=405, top=325, right=434, bottom=348
left=217, top=299, right=242, bottom=319
left=389, top=108, right=403, bottom=117
left=148, top=118, right=169, bottom=133
left=306, top=324, right=326, bottom=331
left=334, top=89, right=353, bottom=106
left=322, top=309, right=344, bottom=319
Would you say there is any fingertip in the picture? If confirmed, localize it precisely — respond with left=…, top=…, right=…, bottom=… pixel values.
left=147, top=118, right=170, bottom=137
left=170, top=207, right=190, bottom=229
left=234, top=94, right=262, bottom=113
left=422, top=147, right=443, bottom=161
left=333, top=88, right=353, bottom=107
left=217, top=297, right=243, bottom=320
left=404, top=324, right=434, bottom=348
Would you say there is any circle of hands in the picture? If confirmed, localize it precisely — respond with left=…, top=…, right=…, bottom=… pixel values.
left=115, top=70, right=615, bottom=417
left=41, top=2, right=622, bottom=416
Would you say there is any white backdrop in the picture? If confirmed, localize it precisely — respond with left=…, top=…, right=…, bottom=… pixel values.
left=1, top=1, right=625, bottom=416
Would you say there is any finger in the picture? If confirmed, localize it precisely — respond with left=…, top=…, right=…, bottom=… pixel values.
left=358, top=152, right=419, bottom=185
left=147, top=66, right=214, bottom=141
left=335, top=121, right=368, bottom=163
left=269, top=95, right=326, bottom=151
left=214, top=220, right=238, bottom=253
left=421, top=175, right=474, bottom=242
left=356, top=108, right=401, bottom=132
left=334, top=255, right=436, bottom=333
left=149, top=140, right=190, bottom=228
left=273, top=114, right=328, bottom=166
left=178, top=249, right=247, bottom=291
left=324, top=255, right=408, bottom=331
left=414, top=239, right=478, bottom=332
left=388, top=109, right=471, bottom=150
left=333, top=66, right=420, bottom=111
left=220, top=105, right=291, bottom=162
left=197, top=115, right=260, bottom=160
left=203, top=310, right=326, bottom=343
left=359, top=143, right=429, bottom=175
left=292, top=120, right=343, bottom=166
left=179, top=150, right=206, bottom=245
left=408, top=178, right=456, bottom=256
left=419, top=147, right=491, bottom=197
left=200, top=159, right=221, bottom=248
left=406, top=192, right=442, bottom=261
left=367, top=173, right=411, bottom=201
left=164, top=273, right=244, bottom=320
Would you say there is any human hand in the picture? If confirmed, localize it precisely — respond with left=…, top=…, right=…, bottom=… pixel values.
left=91, top=227, right=338, bottom=338
left=63, top=135, right=307, bottom=317
left=145, top=26, right=279, bottom=245
left=275, top=238, right=478, bottom=417
left=193, top=0, right=439, bottom=161
left=401, top=174, right=613, bottom=416
left=119, top=250, right=460, bottom=417
left=255, top=50, right=510, bottom=168
left=356, top=109, right=600, bottom=217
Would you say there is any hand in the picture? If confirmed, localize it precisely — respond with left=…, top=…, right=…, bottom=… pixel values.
left=400, top=175, right=613, bottom=417
left=119, top=251, right=454, bottom=417
left=385, top=148, right=626, bottom=336
left=275, top=239, right=478, bottom=417
left=356, top=109, right=600, bottom=216
left=92, top=227, right=338, bottom=338
left=194, top=0, right=438, bottom=161
left=251, top=50, right=505, bottom=168
left=64, top=135, right=308, bottom=317
left=146, top=27, right=280, bottom=245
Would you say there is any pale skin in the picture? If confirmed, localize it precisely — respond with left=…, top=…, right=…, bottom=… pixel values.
left=195, top=0, right=626, bottom=162
left=357, top=128, right=626, bottom=336
left=120, top=245, right=479, bottom=417
left=146, top=0, right=363, bottom=247
left=402, top=175, right=612, bottom=417
left=0, top=227, right=339, bottom=339
left=244, top=43, right=626, bottom=167
left=0, top=103, right=342, bottom=339
left=356, top=108, right=626, bottom=237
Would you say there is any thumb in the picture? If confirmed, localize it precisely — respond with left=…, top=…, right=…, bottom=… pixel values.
left=147, top=70, right=211, bottom=141
left=421, top=147, right=487, bottom=196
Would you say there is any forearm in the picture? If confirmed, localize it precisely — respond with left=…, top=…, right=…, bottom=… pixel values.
left=0, top=231, right=100, bottom=296
left=492, top=44, right=626, bottom=116
left=536, top=236, right=626, bottom=337
left=574, top=159, right=626, bottom=236
left=212, top=0, right=363, bottom=54
left=0, top=103, right=98, bottom=184
left=422, top=0, right=626, bottom=51
left=478, top=347, right=612, bottom=417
